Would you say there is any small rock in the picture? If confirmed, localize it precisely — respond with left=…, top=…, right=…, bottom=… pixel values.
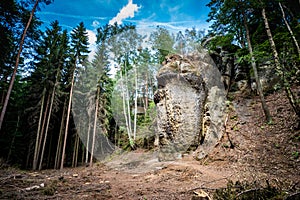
left=191, top=190, right=212, bottom=200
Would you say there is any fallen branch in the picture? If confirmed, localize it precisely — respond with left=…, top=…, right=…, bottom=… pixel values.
left=21, top=183, right=45, bottom=191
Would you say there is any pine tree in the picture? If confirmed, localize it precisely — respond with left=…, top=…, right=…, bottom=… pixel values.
left=60, top=22, right=90, bottom=169
left=0, top=0, right=53, bottom=132
left=28, top=21, right=69, bottom=170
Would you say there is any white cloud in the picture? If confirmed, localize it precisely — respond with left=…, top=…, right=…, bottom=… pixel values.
left=86, top=29, right=97, bottom=61
left=130, top=19, right=210, bottom=35
left=87, top=29, right=97, bottom=45
left=109, top=0, right=140, bottom=25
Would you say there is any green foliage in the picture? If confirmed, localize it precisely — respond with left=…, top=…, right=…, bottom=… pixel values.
left=70, top=22, right=90, bottom=64
left=96, top=22, right=135, bottom=45
left=1, top=0, right=299, bottom=168
left=149, top=26, right=175, bottom=63
left=42, top=180, right=57, bottom=196
left=205, top=34, right=235, bottom=52
left=27, top=20, right=69, bottom=132
left=291, top=151, right=299, bottom=159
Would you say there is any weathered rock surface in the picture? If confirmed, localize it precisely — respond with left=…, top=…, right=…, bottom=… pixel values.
left=154, top=52, right=226, bottom=161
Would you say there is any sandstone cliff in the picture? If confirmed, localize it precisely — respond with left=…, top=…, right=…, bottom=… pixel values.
left=154, top=52, right=226, bottom=161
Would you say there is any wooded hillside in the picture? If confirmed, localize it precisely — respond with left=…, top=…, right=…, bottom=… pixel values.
left=0, top=0, right=299, bottom=172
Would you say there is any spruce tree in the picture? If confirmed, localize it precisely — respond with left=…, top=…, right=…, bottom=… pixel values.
left=60, top=22, right=89, bottom=169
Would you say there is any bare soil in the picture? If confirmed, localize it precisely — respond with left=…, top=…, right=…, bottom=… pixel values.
left=0, top=88, right=299, bottom=199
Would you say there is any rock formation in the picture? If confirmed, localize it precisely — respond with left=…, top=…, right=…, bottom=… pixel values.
left=154, top=52, right=226, bottom=161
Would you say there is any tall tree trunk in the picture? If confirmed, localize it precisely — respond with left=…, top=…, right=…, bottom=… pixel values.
left=39, top=69, right=60, bottom=170
left=243, top=10, right=272, bottom=123
left=60, top=67, right=75, bottom=170
left=72, top=122, right=80, bottom=168
left=283, top=76, right=300, bottom=117
left=262, top=8, right=282, bottom=72
left=120, top=67, right=133, bottom=148
left=0, top=0, right=39, bottom=132
left=33, top=92, right=51, bottom=170
left=74, top=133, right=79, bottom=167
left=144, top=73, right=149, bottom=118
left=133, top=64, right=138, bottom=141
left=262, top=7, right=300, bottom=118
left=85, top=116, right=91, bottom=164
left=72, top=133, right=78, bottom=167
left=278, top=2, right=300, bottom=58
left=33, top=88, right=46, bottom=170
left=54, top=99, right=66, bottom=169
left=125, top=70, right=132, bottom=136
left=37, top=92, right=51, bottom=169
left=90, top=86, right=99, bottom=167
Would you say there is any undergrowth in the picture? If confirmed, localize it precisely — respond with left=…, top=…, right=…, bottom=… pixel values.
left=213, top=180, right=299, bottom=200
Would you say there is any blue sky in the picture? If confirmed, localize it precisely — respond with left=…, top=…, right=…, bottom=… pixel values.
left=36, top=0, right=211, bottom=44
left=35, top=0, right=212, bottom=63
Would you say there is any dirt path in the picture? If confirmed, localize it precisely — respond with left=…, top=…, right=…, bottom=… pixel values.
left=0, top=89, right=299, bottom=199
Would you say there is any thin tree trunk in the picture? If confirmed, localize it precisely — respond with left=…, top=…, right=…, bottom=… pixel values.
left=36, top=92, right=51, bottom=170
left=33, top=88, right=46, bottom=170
left=125, top=70, right=132, bottom=136
left=54, top=99, right=66, bottom=169
left=0, top=0, right=39, bottom=132
left=243, top=10, right=272, bottom=123
left=145, top=73, right=149, bottom=110
left=85, top=111, right=92, bottom=164
left=120, top=67, right=133, bottom=148
left=34, top=92, right=51, bottom=170
left=142, top=85, right=147, bottom=119
left=75, top=133, right=79, bottom=167
left=90, top=86, right=99, bottom=167
left=133, top=64, right=138, bottom=141
left=143, top=72, right=149, bottom=119
left=60, top=67, right=75, bottom=170
left=283, top=74, right=300, bottom=117
left=262, top=8, right=282, bottom=73
left=72, top=133, right=78, bottom=167
left=278, top=2, right=300, bottom=58
left=72, top=122, right=80, bottom=168
left=39, top=69, right=60, bottom=170
left=262, top=7, right=300, bottom=118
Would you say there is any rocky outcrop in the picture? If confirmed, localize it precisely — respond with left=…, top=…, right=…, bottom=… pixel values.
left=154, top=52, right=226, bottom=161
left=210, top=47, right=280, bottom=94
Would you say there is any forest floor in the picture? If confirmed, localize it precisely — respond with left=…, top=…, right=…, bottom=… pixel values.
left=0, top=87, right=299, bottom=199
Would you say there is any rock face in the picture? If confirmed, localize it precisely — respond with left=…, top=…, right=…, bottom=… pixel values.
left=154, top=52, right=226, bottom=161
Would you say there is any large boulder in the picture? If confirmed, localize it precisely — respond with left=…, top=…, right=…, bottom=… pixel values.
left=154, top=52, right=226, bottom=161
